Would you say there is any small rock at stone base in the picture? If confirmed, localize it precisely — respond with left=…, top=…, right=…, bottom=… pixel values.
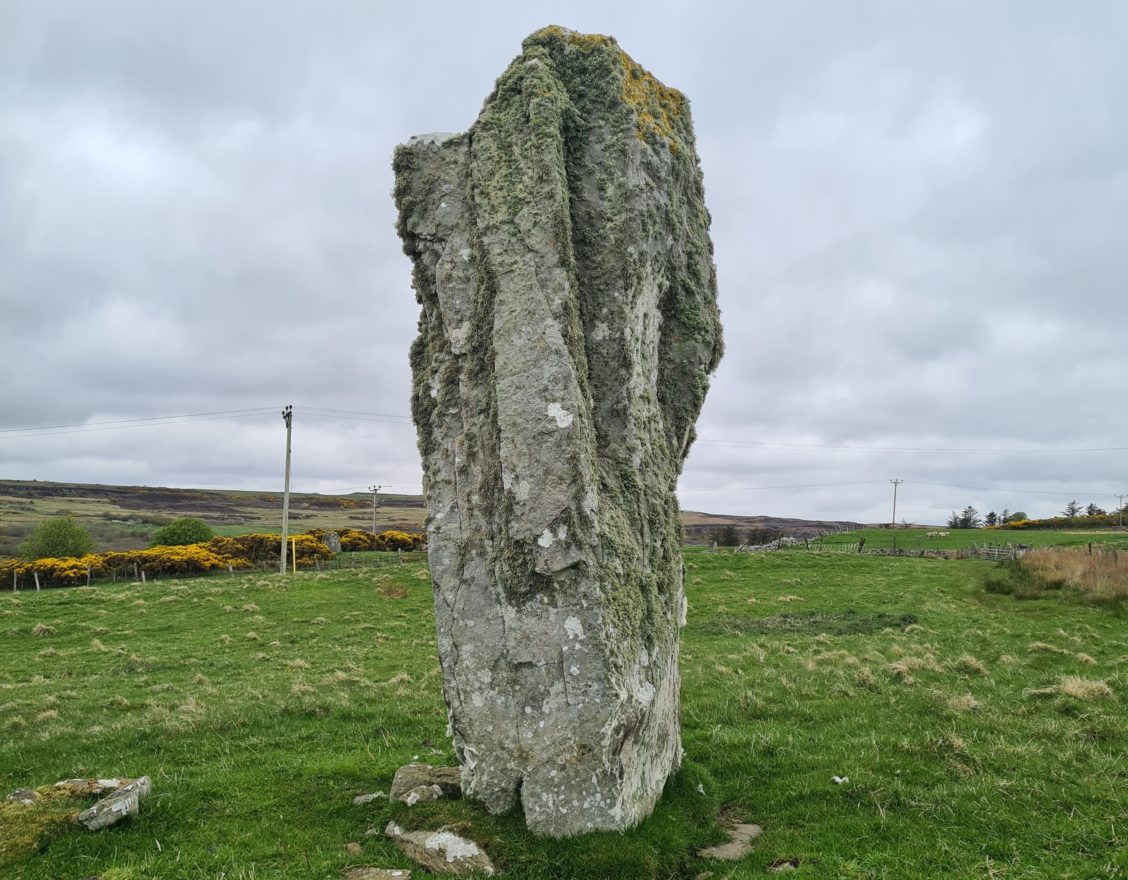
left=768, top=857, right=801, bottom=872
left=385, top=821, right=494, bottom=877
left=6, top=788, right=39, bottom=805
left=698, top=823, right=763, bottom=861
left=76, top=777, right=151, bottom=831
left=389, top=764, right=461, bottom=803
left=346, top=842, right=363, bottom=855
left=694, top=872, right=716, bottom=880
left=353, top=791, right=388, bottom=805
left=343, top=869, right=411, bottom=880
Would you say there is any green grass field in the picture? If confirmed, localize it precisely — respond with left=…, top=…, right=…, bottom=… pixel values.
left=1, top=550, right=1124, bottom=878
left=816, top=527, right=1128, bottom=552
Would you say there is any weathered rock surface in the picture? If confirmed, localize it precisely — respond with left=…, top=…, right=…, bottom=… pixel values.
left=390, top=764, right=462, bottom=805
left=394, top=25, right=722, bottom=836
left=75, top=776, right=151, bottom=831
left=343, top=869, right=411, bottom=880
left=385, top=822, right=495, bottom=877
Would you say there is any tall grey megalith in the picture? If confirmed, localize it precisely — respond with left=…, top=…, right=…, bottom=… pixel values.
left=393, top=26, right=723, bottom=837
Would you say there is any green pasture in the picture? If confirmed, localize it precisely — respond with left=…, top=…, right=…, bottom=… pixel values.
left=814, top=527, right=1128, bottom=552
left=1, top=550, right=1124, bottom=878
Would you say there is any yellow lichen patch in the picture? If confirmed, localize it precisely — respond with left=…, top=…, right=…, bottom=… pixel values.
left=619, top=51, right=686, bottom=150
left=530, top=25, right=616, bottom=52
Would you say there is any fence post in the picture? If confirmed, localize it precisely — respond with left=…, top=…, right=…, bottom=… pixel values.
left=12, top=570, right=16, bottom=593
left=33, top=571, right=41, bottom=592
left=86, top=565, right=91, bottom=587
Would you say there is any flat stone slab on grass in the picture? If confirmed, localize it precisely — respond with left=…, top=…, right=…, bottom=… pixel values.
left=385, top=821, right=494, bottom=877
left=389, top=764, right=461, bottom=805
left=343, top=869, right=411, bottom=880
left=698, top=822, right=762, bottom=860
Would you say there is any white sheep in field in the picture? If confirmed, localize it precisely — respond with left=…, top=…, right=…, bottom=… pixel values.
left=926, top=531, right=940, bottom=539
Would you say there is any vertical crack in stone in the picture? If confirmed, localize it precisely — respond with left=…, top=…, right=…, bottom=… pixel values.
left=393, top=25, right=722, bottom=837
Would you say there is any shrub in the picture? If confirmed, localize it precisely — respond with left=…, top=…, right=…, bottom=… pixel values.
left=19, top=517, right=95, bottom=561
left=150, top=517, right=215, bottom=547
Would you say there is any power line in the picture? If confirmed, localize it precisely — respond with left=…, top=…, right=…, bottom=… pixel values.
left=678, top=479, right=887, bottom=493
left=696, top=437, right=1128, bottom=454
left=0, top=407, right=281, bottom=437
left=903, top=479, right=1107, bottom=499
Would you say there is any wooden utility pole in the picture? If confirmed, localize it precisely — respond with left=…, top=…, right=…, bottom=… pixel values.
left=1118, top=493, right=1126, bottom=529
left=370, top=484, right=382, bottom=535
left=280, top=405, right=293, bottom=574
left=889, top=479, right=903, bottom=553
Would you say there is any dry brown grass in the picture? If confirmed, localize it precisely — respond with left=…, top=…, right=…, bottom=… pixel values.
left=1027, top=675, right=1114, bottom=701
left=953, top=654, right=988, bottom=676
left=1019, top=548, right=1128, bottom=604
left=946, top=693, right=981, bottom=713
left=1056, top=676, right=1113, bottom=701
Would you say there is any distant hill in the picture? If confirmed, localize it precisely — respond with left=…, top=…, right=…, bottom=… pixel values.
left=0, top=479, right=859, bottom=554
left=680, top=510, right=863, bottom=544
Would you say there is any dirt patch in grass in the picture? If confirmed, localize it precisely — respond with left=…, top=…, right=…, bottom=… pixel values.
left=705, top=610, right=918, bottom=637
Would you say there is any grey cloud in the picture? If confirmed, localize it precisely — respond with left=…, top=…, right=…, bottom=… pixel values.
left=2, top=0, right=1126, bottom=525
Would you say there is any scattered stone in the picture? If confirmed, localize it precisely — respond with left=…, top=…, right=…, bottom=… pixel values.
left=698, top=823, right=762, bottom=861
left=343, top=869, right=411, bottom=880
left=346, top=842, right=363, bottom=855
left=55, top=778, right=130, bottom=797
left=832, top=775, right=849, bottom=785
left=694, top=873, right=716, bottom=880
left=353, top=791, right=388, bottom=805
left=6, top=788, right=39, bottom=805
left=390, top=764, right=461, bottom=804
left=76, top=777, right=151, bottom=831
left=768, top=857, right=801, bottom=872
left=394, top=24, right=722, bottom=837
left=385, top=821, right=494, bottom=876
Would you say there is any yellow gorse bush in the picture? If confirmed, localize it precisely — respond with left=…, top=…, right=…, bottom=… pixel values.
left=0, top=528, right=424, bottom=588
left=305, top=528, right=425, bottom=552
left=0, top=545, right=250, bottom=585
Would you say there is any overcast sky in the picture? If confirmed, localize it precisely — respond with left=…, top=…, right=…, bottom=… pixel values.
left=2, top=1, right=1126, bottom=525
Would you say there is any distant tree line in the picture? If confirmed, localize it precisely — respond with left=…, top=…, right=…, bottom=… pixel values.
left=709, top=525, right=785, bottom=547
left=946, top=501, right=1127, bottom=530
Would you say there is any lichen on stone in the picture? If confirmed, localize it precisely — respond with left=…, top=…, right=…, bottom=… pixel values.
left=393, top=26, right=722, bottom=838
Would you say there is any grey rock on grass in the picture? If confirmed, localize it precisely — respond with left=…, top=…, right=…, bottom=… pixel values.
left=385, top=822, right=494, bottom=877
left=394, top=26, right=722, bottom=837
left=76, top=776, right=151, bottom=831
left=389, top=764, right=462, bottom=804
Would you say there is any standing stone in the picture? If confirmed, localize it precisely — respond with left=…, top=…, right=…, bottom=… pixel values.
left=393, top=26, right=722, bottom=837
